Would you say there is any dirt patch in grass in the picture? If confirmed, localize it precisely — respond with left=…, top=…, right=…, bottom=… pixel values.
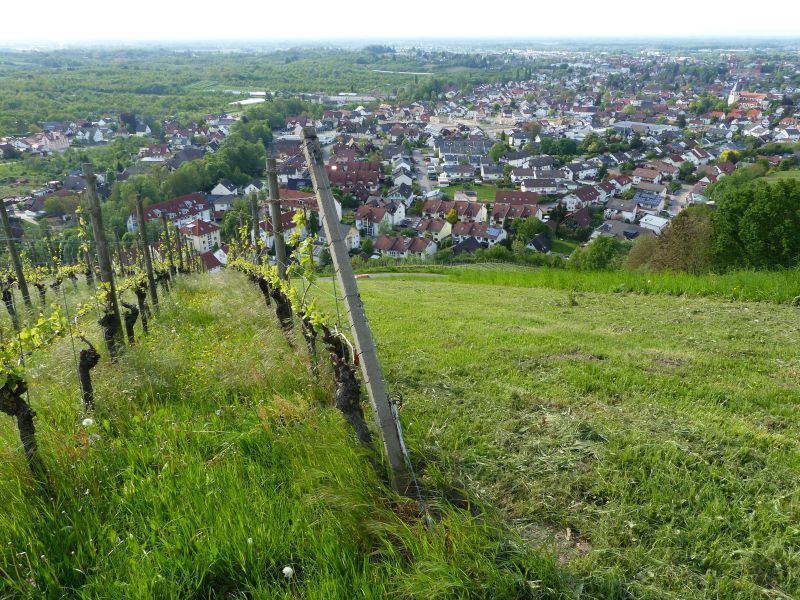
left=551, top=352, right=604, bottom=362
left=516, top=521, right=592, bottom=562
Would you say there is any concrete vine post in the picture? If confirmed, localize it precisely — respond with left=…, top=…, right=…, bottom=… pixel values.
left=249, top=193, right=262, bottom=265
left=266, top=157, right=288, bottom=279
left=302, top=127, right=411, bottom=494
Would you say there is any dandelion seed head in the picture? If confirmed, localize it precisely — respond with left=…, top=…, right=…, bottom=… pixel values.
left=82, top=418, right=94, bottom=427
left=282, top=566, right=294, bottom=579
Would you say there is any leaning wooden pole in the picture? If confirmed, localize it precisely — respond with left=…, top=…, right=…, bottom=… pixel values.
left=0, top=201, right=31, bottom=307
left=266, top=157, right=287, bottom=280
left=83, top=163, right=124, bottom=358
left=135, top=194, right=158, bottom=308
left=302, top=127, right=410, bottom=493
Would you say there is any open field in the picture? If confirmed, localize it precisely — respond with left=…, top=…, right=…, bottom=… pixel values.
left=310, top=273, right=800, bottom=598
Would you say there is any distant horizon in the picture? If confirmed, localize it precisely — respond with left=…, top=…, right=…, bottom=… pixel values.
left=3, top=0, right=800, bottom=46
left=2, top=35, right=799, bottom=52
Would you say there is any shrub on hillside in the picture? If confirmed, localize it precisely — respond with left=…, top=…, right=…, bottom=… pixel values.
left=570, top=236, right=631, bottom=271
left=712, top=179, right=800, bottom=270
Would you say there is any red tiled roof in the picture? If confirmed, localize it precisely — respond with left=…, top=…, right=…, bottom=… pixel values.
left=179, top=219, right=219, bottom=236
left=495, top=190, right=541, bottom=204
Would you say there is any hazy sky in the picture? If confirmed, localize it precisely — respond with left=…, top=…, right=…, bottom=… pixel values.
left=3, top=0, right=800, bottom=43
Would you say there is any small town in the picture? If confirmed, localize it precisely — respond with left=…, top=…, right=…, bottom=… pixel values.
left=2, top=48, right=798, bottom=272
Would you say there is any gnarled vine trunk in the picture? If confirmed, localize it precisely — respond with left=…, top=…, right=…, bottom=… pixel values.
left=269, top=286, right=293, bottom=332
left=321, top=324, right=372, bottom=449
left=34, top=282, right=47, bottom=305
left=299, top=312, right=318, bottom=376
left=2, top=288, right=18, bottom=331
left=121, top=301, right=139, bottom=345
left=0, top=379, right=42, bottom=473
left=78, top=336, right=100, bottom=410
left=255, top=276, right=272, bottom=307
left=134, top=285, right=149, bottom=334
left=98, top=311, right=121, bottom=361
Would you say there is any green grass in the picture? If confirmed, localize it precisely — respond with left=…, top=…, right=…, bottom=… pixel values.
left=306, top=275, right=800, bottom=599
left=442, top=266, right=800, bottom=303
left=7, top=268, right=800, bottom=597
left=347, top=263, right=800, bottom=304
left=0, top=161, right=50, bottom=198
left=764, top=169, right=800, bottom=182
left=549, top=239, right=580, bottom=255
left=449, top=183, right=506, bottom=202
left=0, top=271, right=609, bottom=598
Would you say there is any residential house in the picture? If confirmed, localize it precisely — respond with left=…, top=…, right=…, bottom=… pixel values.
left=562, top=161, right=598, bottom=181
left=392, top=168, right=413, bottom=187
left=631, top=168, right=662, bottom=185
left=604, top=198, right=639, bottom=222
left=316, top=222, right=361, bottom=251
left=413, top=218, right=452, bottom=242
left=639, top=214, right=670, bottom=235
left=127, top=192, right=212, bottom=232
left=451, top=222, right=506, bottom=246
left=355, top=205, right=392, bottom=237
left=521, top=179, right=560, bottom=194
left=562, top=185, right=601, bottom=211
left=422, top=199, right=486, bottom=222
left=491, top=202, right=543, bottom=225
left=180, top=219, right=221, bottom=253
left=682, top=147, right=712, bottom=166
left=480, top=163, right=503, bottom=182
left=495, top=190, right=541, bottom=205
left=373, top=235, right=436, bottom=259
left=527, top=232, right=552, bottom=253
left=259, top=211, right=304, bottom=250
left=364, top=196, right=406, bottom=226
left=386, top=183, right=414, bottom=207
left=211, top=179, right=238, bottom=196
left=243, top=181, right=267, bottom=195
left=607, top=174, right=633, bottom=193
left=443, top=164, right=476, bottom=182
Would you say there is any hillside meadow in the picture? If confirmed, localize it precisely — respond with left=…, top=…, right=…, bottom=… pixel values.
left=2, top=268, right=799, bottom=598
left=312, top=271, right=800, bottom=598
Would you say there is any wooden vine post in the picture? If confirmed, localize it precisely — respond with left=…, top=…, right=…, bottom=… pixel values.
left=266, top=157, right=288, bottom=280
left=135, top=194, right=158, bottom=309
left=302, top=127, right=410, bottom=493
left=0, top=200, right=31, bottom=307
left=83, top=163, right=124, bottom=359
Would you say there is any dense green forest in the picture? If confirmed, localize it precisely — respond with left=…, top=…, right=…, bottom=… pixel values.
left=0, top=48, right=515, bottom=135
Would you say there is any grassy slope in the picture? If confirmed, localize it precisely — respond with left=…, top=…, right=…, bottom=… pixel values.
left=318, top=275, right=800, bottom=599
left=764, top=169, right=800, bottom=182
left=0, top=271, right=595, bottom=599
left=348, top=265, right=800, bottom=304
